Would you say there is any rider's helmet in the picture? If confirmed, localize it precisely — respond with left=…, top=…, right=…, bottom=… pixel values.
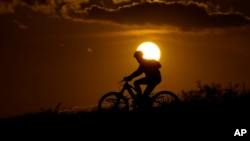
left=133, top=50, right=143, bottom=58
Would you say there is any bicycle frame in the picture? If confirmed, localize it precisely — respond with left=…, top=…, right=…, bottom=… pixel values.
left=119, top=81, right=137, bottom=101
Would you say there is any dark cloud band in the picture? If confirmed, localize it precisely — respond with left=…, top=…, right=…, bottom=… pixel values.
left=1, top=0, right=250, bottom=30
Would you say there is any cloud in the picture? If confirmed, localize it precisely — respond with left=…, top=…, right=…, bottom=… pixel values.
left=113, top=0, right=131, bottom=4
left=1, top=0, right=250, bottom=31
left=0, top=1, right=18, bottom=14
left=83, top=2, right=250, bottom=30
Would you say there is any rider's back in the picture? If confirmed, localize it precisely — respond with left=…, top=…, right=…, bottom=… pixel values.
left=139, top=59, right=161, bottom=82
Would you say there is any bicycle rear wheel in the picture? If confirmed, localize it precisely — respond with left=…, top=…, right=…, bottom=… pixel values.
left=151, top=91, right=180, bottom=109
left=98, top=92, right=129, bottom=112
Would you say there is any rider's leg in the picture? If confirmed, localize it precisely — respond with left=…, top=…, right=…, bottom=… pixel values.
left=141, top=83, right=159, bottom=109
left=143, top=83, right=157, bottom=97
left=143, top=77, right=161, bottom=97
left=134, top=78, right=148, bottom=95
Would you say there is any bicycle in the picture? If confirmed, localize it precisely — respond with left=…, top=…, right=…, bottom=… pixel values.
left=98, top=80, right=180, bottom=112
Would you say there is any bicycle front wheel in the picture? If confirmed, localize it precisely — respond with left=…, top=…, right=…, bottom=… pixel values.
left=151, top=91, right=180, bottom=109
left=98, top=92, right=129, bottom=112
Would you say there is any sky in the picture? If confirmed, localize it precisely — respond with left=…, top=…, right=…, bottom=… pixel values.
left=1, top=0, right=250, bottom=119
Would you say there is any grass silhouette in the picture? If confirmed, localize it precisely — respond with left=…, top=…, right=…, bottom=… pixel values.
left=1, top=81, right=250, bottom=138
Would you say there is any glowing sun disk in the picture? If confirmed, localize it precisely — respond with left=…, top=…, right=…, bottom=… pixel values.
left=136, top=42, right=161, bottom=61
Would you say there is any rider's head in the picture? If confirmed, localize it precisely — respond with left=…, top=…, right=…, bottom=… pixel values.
left=134, top=50, right=144, bottom=62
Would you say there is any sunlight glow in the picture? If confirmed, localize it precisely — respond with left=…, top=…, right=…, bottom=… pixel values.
left=136, top=41, right=161, bottom=61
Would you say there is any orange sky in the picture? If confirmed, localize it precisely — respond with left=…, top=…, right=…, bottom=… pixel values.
left=1, top=0, right=250, bottom=119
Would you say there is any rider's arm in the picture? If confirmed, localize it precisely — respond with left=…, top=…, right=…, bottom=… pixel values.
left=126, top=66, right=143, bottom=80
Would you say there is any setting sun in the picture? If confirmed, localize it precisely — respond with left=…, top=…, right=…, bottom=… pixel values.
left=136, top=41, right=161, bottom=61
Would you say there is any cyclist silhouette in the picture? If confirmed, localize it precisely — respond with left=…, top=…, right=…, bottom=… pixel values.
left=123, top=51, right=162, bottom=100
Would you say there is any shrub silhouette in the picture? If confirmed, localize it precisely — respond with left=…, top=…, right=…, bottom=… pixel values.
left=175, top=80, right=250, bottom=115
left=181, top=80, right=250, bottom=103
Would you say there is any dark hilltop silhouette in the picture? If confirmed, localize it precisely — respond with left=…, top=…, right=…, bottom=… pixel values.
left=1, top=81, right=250, bottom=139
